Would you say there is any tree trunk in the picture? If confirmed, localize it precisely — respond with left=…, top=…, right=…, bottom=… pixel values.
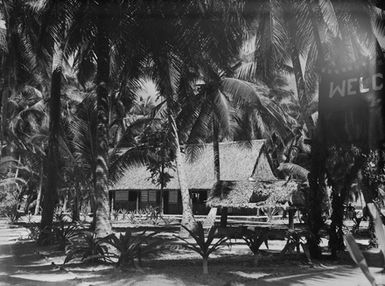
left=213, top=122, right=227, bottom=228
left=160, top=164, right=165, bottom=215
left=154, top=54, right=195, bottom=233
left=288, top=208, right=295, bottom=229
left=34, top=163, right=44, bottom=215
left=0, top=89, right=9, bottom=157
left=62, top=190, right=68, bottom=213
left=213, top=122, right=220, bottom=182
left=329, top=189, right=344, bottom=258
left=307, top=136, right=326, bottom=259
left=93, top=14, right=112, bottom=237
left=172, top=116, right=195, bottom=232
left=39, top=63, right=62, bottom=241
left=72, top=188, right=79, bottom=222
left=202, top=257, right=208, bottom=274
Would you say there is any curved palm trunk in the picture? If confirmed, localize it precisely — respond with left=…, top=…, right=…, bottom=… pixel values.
left=306, top=2, right=328, bottom=259
left=34, top=162, right=44, bottom=215
left=39, top=61, right=62, bottom=239
left=72, top=187, right=79, bottom=222
left=170, top=115, right=195, bottom=231
left=214, top=122, right=227, bottom=227
left=154, top=54, right=195, bottom=233
left=93, top=16, right=112, bottom=237
left=286, top=7, right=324, bottom=257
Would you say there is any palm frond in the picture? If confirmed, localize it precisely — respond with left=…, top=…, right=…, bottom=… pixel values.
left=277, top=162, right=309, bottom=181
left=319, top=0, right=340, bottom=37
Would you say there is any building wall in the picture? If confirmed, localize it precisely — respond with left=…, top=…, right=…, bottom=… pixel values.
left=112, top=189, right=209, bottom=215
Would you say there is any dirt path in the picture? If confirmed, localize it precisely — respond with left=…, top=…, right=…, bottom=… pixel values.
left=0, top=221, right=383, bottom=286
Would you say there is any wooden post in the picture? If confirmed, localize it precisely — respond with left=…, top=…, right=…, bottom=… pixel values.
left=220, top=207, right=228, bottom=228
left=136, top=190, right=139, bottom=212
left=288, top=208, right=296, bottom=229
left=160, top=188, right=164, bottom=215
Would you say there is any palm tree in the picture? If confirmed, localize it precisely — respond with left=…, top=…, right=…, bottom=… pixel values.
left=28, top=0, right=77, bottom=238
left=64, top=1, right=128, bottom=237
left=116, top=0, right=245, bottom=231
left=0, top=1, right=40, bottom=156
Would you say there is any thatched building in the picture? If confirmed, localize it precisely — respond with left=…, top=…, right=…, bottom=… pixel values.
left=109, top=140, right=276, bottom=214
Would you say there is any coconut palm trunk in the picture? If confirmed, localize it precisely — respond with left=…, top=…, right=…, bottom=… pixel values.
left=214, top=122, right=227, bottom=227
left=34, top=162, right=44, bottom=215
left=169, top=114, right=195, bottom=231
left=93, top=15, right=112, bottom=237
left=39, top=53, right=63, bottom=238
left=154, top=54, right=195, bottom=232
left=72, top=187, right=79, bottom=222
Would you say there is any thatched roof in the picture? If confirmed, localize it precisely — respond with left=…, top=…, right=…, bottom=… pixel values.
left=110, top=140, right=275, bottom=190
left=206, top=180, right=302, bottom=209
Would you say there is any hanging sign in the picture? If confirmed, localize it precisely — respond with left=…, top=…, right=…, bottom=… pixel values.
left=319, top=58, right=385, bottom=150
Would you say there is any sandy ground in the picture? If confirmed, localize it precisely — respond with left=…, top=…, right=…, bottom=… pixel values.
left=0, top=220, right=384, bottom=286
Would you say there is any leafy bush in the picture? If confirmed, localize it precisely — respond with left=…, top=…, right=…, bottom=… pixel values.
left=118, top=209, right=129, bottom=221
left=0, top=195, right=21, bottom=222
left=64, top=231, right=112, bottom=264
left=55, top=210, right=71, bottom=223
left=104, top=230, right=162, bottom=267
left=26, top=224, right=41, bottom=241
left=177, top=222, right=229, bottom=274
left=281, top=229, right=311, bottom=262
left=54, top=222, right=84, bottom=250
left=112, top=210, right=119, bottom=221
left=242, top=229, right=269, bottom=265
left=242, top=229, right=269, bottom=254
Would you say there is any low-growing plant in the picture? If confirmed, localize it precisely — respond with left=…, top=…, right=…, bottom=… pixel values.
left=128, top=211, right=139, bottom=224
left=281, top=229, right=311, bottom=262
left=242, top=229, right=269, bottom=265
left=177, top=222, right=229, bottom=274
left=112, top=210, right=119, bottom=221
left=26, top=224, right=41, bottom=241
left=105, top=230, right=162, bottom=268
left=0, top=196, right=21, bottom=223
left=54, top=222, right=84, bottom=250
left=119, top=209, right=129, bottom=221
left=55, top=210, right=71, bottom=223
left=145, top=206, right=160, bottom=224
left=64, top=231, right=113, bottom=264
left=6, top=204, right=21, bottom=222
left=26, top=224, right=56, bottom=245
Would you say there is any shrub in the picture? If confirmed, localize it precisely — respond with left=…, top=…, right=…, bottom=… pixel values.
left=0, top=195, right=21, bottom=222
left=26, top=224, right=41, bottom=241
left=242, top=229, right=269, bottom=254
left=119, top=209, right=129, bottom=221
left=104, top=230, right=162, bottom=268
left=242, top=229, right=269, bottom=265
left=54, top=222, right=84, bottom=250
left=64, top=231, right=113, bottom=264
left=112, top=210, right=119, bottom=221
left=177, top=222, right=229, bottom=274
left=281, top=229, right=311, bottom=262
